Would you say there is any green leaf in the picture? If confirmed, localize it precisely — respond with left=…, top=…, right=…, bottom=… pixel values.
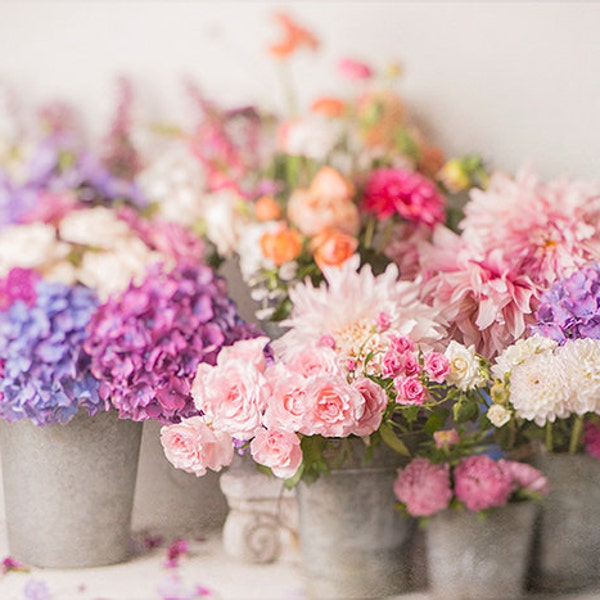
left=423, top=406, right=450, bottom=436
left=379, top=422, right=410, bottom=456
left=452, top=397, right=479, bottom=423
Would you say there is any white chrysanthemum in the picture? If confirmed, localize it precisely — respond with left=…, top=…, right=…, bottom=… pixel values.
left=444, top=341, right=486, bottom=391
left=492, top=334, right=558, bottom=381
left=509, top=351, right=572, bottom=426
left=137, top=144, right=206, bottom=226
left=273, top=255, right=446, bottom=364
left=0, top=222, right=71, bottom=276
left=556, top=338, right=600, bottom=416
left=487, top=404, right=512, bottom=428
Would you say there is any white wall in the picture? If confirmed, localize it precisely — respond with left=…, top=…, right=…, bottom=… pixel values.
left=0, top=1, right=599, bottom=180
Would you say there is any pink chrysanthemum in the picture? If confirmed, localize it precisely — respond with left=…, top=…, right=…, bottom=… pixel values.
left=361, top=167, right=446, bottom=227
left=420, top=227, right=539, bottom=358
left=460, top=168, right=600, bottom=289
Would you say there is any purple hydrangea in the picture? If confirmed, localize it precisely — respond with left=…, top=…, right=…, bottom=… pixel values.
left=84, top=261, right=260, bottom=423
left=532, top=263, right=600, bottom=343
left=0, top=273, right=104, bottom=426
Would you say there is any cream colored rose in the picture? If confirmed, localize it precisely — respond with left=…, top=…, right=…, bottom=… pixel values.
left=278, top=116, right=342, bottom=161
left=444, top=341, right=485, bottom=391
left=58, top=206, right=133, bottom=249
left=202, top=189, right=248, bottom=257
left=487, top=404, right=511, bottom=428
left=0, top=222, right=71, bottom=276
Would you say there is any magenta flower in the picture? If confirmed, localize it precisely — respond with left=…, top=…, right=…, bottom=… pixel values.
left=361, top=167, right=445, bottom=227
left=0, top=267, right=40, bottom=310
left=393, top=458, right=452, bottom=517
left=84, top=261, right=260, bottom=422
left=583, top=420, right=600, bottom=460
left=453, top=454, right=513, bottom=512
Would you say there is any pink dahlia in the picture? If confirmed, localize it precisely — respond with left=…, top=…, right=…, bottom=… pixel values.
left=361, top=168, right=445, bottom=227
left=454, top=454, right=513, bottom=512
left=393, top=458, right=452, bottom=517
left=460, top=168, right=600, bottom=289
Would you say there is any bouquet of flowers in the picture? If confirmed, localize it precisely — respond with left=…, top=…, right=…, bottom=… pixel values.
left=486, top=263, right=600, bottom=456
left=160, top=255, right=490, bottom=483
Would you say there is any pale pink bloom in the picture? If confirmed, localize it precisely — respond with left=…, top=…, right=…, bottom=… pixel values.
left=263, top=363, right=307, bottom=432
left=337, top=57, right=373, bottom=80
left=216, top=336, right=270, bottom=372
left=284, top=344, right=341, bottom=378
left=395, top=376, right=427, bottom=405
left=384, top=222, right=433, bottom=280
left=433, top=429, right=460, bottom=450
left=192, top=360, right=266, bottom=441
left=274, top=255, right=446, bottom=366
left=381, top=350, right=404, bottom=378
left=420, top=226, right=539, bottom=358
left=460, top=168, right=600, bottom=289
left=22, top=190, right=77, bottom=224
left=350, top=377, right=389, bottom=437
left=300, top=374, right=365, bottom=437
left=160, top=417, right=233, bottom=477
left=250, top=428, right=302, bottom=479
left=423, top=352, right=450, bottom=383
left=499, top=459, right=549, bottom=496
left=454, top=455, right=513, bottom=512
left=393, top=458, right=452, bottom=517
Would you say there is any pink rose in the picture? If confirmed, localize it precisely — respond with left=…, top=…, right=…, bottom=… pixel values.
left=381, top=350, right=404, bottom=378
left=160, top=417, right=233, bottom=477
left=499, top=459, right=549, bottom=496
left=350, top=377, right=389, bottom=437
left=393, top=458, right=452, bottom=517
left=285, top=344, right=341, bottom=379
left=250, top=428, right=303, bottom=479
left=395, top=376, right=427, bottom=406
left=375, top=312, right=392, bottom=332
left=402, top=353, right=423, bottom=378
left=263, top=363, right=307, bottom=432
left=300, top=374, right=365, bottom=437
left=192, top=360, right=266, bottom=440
left=216, top=337, right=270, bottom=372
left=423, top=352, right=450, bottom=383
left=390, top=336, right=415, bottom=354
left=337, top=57, right=373, bottom=80
left=454, top=455, right=513, bottom=512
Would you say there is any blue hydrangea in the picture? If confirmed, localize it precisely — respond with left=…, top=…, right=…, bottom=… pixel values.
left=0, top=279, right=105, bottom=426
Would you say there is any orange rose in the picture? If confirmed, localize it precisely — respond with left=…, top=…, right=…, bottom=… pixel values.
left=287, top=167, right=359, bottom=237
left=310, top=96, right=345, bottom=118
left=260, top=225, right=303, bottom=266
left=311, top=229, right=358, bottom=271
left=255, top=195, right=282, bottom=221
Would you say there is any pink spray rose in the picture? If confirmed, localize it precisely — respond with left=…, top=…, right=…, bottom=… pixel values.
left=381, top=350, right=404, bottom=378
left=160, top=417, right=233, bottom=477
left=250, top=428, right=303, bottom=479
left=454, top=454, right=513, bottom=512
left=583, top=420, right=600, bottom=460
left=423, top=352, right=450, bottom=383
left=395, top=376, right=427, bottom=406
left=350, top=377, right=389, bottom=437
left=393, top=458, right=452, bottom=517
left=300, top=374, right=365, bottom=437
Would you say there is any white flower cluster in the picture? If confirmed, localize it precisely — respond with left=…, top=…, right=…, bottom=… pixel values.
left=494, top=337, right=600, bottom=427
left=491, top=334, right=558, bottom=381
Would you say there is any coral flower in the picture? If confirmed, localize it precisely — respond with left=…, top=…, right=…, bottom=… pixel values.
left=255, top=195, right=282, bottom=221
left=311, top=229, right=358, bottom=271
left=268, top=12, right=319, bottom=58
left=260, top=224, right=303, bottom=266
left=310, top=96, right=346, bottom=118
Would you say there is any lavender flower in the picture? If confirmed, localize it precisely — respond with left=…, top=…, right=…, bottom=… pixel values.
left=532, top=263, right=600, bottom=343
left=84, top=261, right=260, bottom=423
left=0, top=273, right=104, bottom=426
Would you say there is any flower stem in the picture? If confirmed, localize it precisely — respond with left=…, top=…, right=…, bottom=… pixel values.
left=545, top=421, right=553, bottom=453
left=569, top=415, right=585, bottom=455
left=364, top=217, right=376, bottom=249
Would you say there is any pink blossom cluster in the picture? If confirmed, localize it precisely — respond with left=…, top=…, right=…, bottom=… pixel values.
left=393, top=454, right=548, bottom=517
left=417, top=169, right=600, bottom=358
left=379, top=336, right=450, bottom=406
